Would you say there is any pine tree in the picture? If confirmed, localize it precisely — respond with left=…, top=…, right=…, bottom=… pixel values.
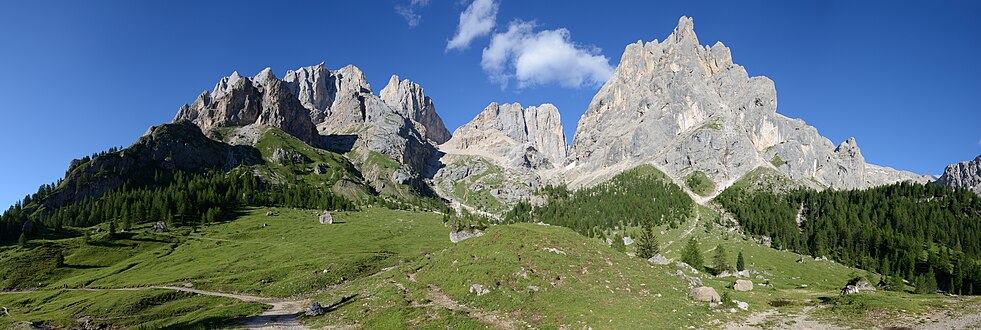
left=736, top=251, right=746, bottom=272
left=18, top=232, right=27, bottom=248
left=108, top=220, right=117, bottom=237
left=713, top=244, right=733, bottom=273
left=681, top=238, right=704, bottom=270
left=611, top=232, right=626, bottom=253
left=636, top=220, right=659, bottom=259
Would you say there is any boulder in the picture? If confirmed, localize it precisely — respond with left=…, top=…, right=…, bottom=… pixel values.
left=734, top=279, right=753, bottom=292
left=648, top=254, right=670, bottom=265
left=840, top=277, right=876, bottom=295
left=450, top=229, right=484, bottom=243
left=305, top=302, right=325, bottom=316
left=313, top=163, right=329, bottom=175
left=469, top=283, right=490, bottom=296
left=265, top=211, right=274, bottom=217
left=152, top=221, right=169, bottom=233
left=319, top=210, right=333, bottom=224
left=689, top=286, right=721, bottom=302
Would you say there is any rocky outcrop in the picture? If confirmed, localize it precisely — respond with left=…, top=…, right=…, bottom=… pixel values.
left=281, top=64, right=443, bottom=176
left=568, top=16, right=925, bottom=194
left=175, top=69, right=320, bottom=147
left=43, top=121, right=262, bottom=209
left=443, top=102, right=567, bottom=169
left=936, top=154, right=981, bottom=195
left=380, top=75, right=452, bottom=144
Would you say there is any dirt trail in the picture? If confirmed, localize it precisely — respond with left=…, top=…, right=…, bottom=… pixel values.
left=420, top=284, right=516, bottom=330
left=1, top=286, right=310, bottom=329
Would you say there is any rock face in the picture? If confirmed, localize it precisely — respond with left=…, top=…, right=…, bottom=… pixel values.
left=443, top=102, right=567, bottom=169
left=380, top=75, right=452, bottom=144
left=936, top=154, right=981, bottom=195
left=281, top=64, right=443, bottom=174
left=175, top=69, right=321, bottom=147
left=568, top=16, right=926, bottom=194
left=433, top=102, right=567, bottom=212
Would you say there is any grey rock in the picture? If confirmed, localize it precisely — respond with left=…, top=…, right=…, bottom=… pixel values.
left=305, top=302, right=326, bottom=316
left=313, top=163, right=329, bottom=175
left=648, top=254, right=670, bottom=265
left=380, top=75, right=452, bottom=144
left=733, top=279, right=753, bottom=291
left=443, top=102, right=566, bottom=168
left=175, top=69, right=321, bottom=147
left=450, top=229, right=484, bottom=243
left=319, top=210, right=333, bottom=224
left=152, top=221, right=169, bottom=233
left=689, top=286, right=721, bottom=302
left=270, top=148, right=310, bottom=164
left=935, top=154, right=981, bottom=195
left=567, top=16, right=925, bottom=195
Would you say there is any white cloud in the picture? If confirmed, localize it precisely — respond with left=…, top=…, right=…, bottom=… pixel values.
left=395, top=0, right=431, bottom=28
left=481, top=20, right=613, bottom=89
left=446, top=0, right=499, bottom=51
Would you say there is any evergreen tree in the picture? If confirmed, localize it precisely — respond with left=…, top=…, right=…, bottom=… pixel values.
left=736, top=251, right=746, bottom=272
left=713, top=244, right=733, bottom=273
left=108, top=220, right=117, bottom=237
left=18, top=232, right=27, bottom=248
left=611, top=232, right=626, bottom=253
left=886, top=274, right=904, bottom=292
left=636, top=220, right=659, bottom=259
left=681, top=238, right=704, bottom=270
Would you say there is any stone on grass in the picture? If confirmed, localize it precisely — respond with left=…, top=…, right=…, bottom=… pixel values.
left=152, top=221, right=169, bottom=233
left=305, top=302, right=326, bottom=316
left=734, top=279, right=753, bottom=292
left=689, top=286, right=721, bottom=302
left=319, top=210, right=333, bottom=224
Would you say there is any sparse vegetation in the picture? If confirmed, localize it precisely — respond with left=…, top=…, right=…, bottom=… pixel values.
left=685, top=171, right=716, bottom=196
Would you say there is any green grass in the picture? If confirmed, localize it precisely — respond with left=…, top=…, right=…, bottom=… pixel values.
left=685, top=171, right=716, bottom=196
left=304, top=222, right=713, bottom=329
left=252, top=128, right=368, bottom=195
left=3, top=207, right=450, bottom=298
left=0, top=289, right=264, bottom=329
left=770, top=154, right=788, bottom=167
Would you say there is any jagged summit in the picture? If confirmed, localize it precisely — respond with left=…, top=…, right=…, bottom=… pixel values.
left=566, top=16, right=925, bottom=195
left=443, top=102, right=566, bottom=169
left=175, top=68, right=320, bottom=147
left=936, top=154, right=981, bottom=195
left=380, top=75, right=452, bottom=144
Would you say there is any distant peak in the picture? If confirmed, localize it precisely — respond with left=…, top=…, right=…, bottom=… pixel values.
left=254, top=67, right=277, bottom=85
left=669, top=16, right=699, bottom=46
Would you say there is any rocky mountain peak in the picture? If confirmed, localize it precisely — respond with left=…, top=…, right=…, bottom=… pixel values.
left=670, top=16, right=699, bottom=47
left=936, top=154, right=981, bottom=195
left=567, top=16, right=924, bottom=194
left=443, top=102, right=566, bottom=169
left=174, top=69, right=320, bottom=147
left=380, top=75, right=451, bottom=144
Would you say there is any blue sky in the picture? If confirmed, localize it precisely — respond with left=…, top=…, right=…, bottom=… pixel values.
left=1, top=1, right=979, bottom=208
